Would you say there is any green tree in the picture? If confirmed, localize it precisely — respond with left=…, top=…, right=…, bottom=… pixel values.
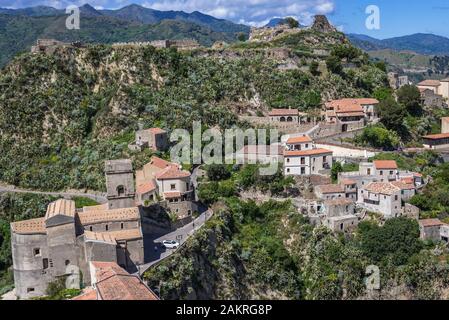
left=331, top=162, right=343, bottom=182
left=284, top=17, right=299, bottom=28
left=326, top=55, right=343, bottom=74
left=377, top=97, right=407, bottom=135
left=206, top=164, right=231, bottom=181
left=357, top=218, right=423, bottom=266
left=355, top=125, right=400, bottom=150
left=397, top=85, right=423, bottom=116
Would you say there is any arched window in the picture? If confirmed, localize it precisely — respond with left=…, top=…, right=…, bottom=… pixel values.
left=280, top=116, right=286, bottom=122
left=117, top=185, right=125, bottom=196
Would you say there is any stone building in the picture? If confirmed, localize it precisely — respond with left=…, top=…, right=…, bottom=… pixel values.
left=10, top=199, right=144, bottom=299
left=72, top=261, right=158, bottom=300
left=105, top=159, right=136, bottom=210
left=268, top=108, right=300, bottom=122
left=314, top=184, right=346, bottom=200
left=325, top=98, right=379, bottom=132
left=417, top=79, right=449, bottom=99
left=419, top=219, right=445, bottom=242
left=135, top=156, right=197, bottom=220
left=423, top=118, right=449, bottom=149
left=358, top=182, right=402, bottom=218
left=129, top=127, right=169, bottom=152
left=420, top=88, right=445, bottom=108
left=235, top=145, right=284, bottom=164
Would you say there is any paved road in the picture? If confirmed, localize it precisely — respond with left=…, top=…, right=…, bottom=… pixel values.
left=0, top=184, right=108, bottom=204
left=138, top=209, right=214, bottom=275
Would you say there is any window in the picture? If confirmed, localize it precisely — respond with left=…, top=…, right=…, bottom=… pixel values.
left=121, top=223, right=124, bottom=230
left=287, top=168, right=290, bottom=173
left=33, top=248, right=41, bottom=257
left=390, top=171, right=394, bottom=175
left=117, top=185, right=125, bottom=196
left=340, top=224, right=344, bottom=231
left=89, top=226, right=93, bottom=231
left=323, top=156, right=327, bottom=162
left=305, top=144, right=309, bottom=148
left=301, top=157, right=306, bottom=165
left=43, top=258, right=49, bottom=270
left=27, top=288, right=35, bottom=293
left=286, top=158, right=290, bottom=163
left=65, top=260, right=70, bottom=266
left=380, top=170, right=383, bottom=176
left=170, top=184, right=176, bottom=190
left=395, top=195, right=398, bottom=201
left=105, top=225, right=109, bottom=231
left=367, top=169, right=371, bottom=175
left=188, top=210, right=192, bottom=216
left=301, top=167, right=306, bottom=175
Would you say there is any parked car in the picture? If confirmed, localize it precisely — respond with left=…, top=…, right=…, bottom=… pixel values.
left=162, top=240, right=180, bottom=249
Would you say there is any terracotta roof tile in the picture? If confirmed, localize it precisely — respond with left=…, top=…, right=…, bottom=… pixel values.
left=423, top=133, right=449, bottom=140
left=419, top=219, right=444, bottom=227
left=83, top=231, right=117, bottom=244
left=373, top=160, right=398, bottom=170
left=364, top=182, right=400, bottom=195
left=136, top=181, right=157, bottom=194
left=341, top=179, right=357, bottom=185
left=96, top=228, right=143, bottom=241
left=391, top=181, right=415, bottom=190
left=91, top=262, right=159, bottom=300
left=11, top=217, right=46, bottom=235
left=418, top=80, right=441, bottom=87
left=268, top=108, right=299, bottom=116
left=155, top=166, right=190, bottom=180
left=316, top=184, right=345, bottom=194
left=287, top=135, right=313, bottom=144
left=45, top=199, right=76, bottom=220
left=284, top=148, right=332, bottom=157
left=78, top=207, right=140, bottom=225
left=71, top=288, right=97, bottom=300
left=83, top=204, right=109, bottom=212
left=148, top=128, right=167, bottom=135
left=149, top=156, right=173, bottom=169
left=164, top=192, right=182, bottom=199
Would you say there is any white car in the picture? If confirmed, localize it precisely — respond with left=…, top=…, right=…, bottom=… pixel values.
left=162, top=240, right=180, bottom=249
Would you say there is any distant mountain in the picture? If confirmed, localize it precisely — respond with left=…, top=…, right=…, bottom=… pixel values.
left=265, top=18, right=286, bottom=27
left=101, top=4, right=249, bottom=33
left=348, top=33, right=449, bottom=56
left=0, top=3, right=249, bottom=34
left=0, top=3, right=250, bottom=67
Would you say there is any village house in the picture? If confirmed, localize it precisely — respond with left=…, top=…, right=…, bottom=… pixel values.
left=72, top=261, right=159, bottom=300
left=323, top=214, right=359, bottom=233
left=314, top=184, right=346, bottom=200
left=388, top=72, right=409, bottom=89
left=358, top=182, right=402, bottom=218
left=417, top=79, right=449, bottom=100
left=268, top=108, right=300, bottom=123
left=423, top=118, right=449, bottom=149
left=129, top=127, right=169, bottom=152
left=10, top=199, right=144, bottom=299
left=325, top=98, right=379, bottom=132
left=105, top=159, right=136, bottom=210
left=340, top=179, right=358, bottom=200
left=135, top=156, right=196, bottom=220
left=419, top=219, right=446, bottom=242
left=420, top=88, right=445, bottom=108
left=283, top=135, right=333, bottom=176
left=323, top=198, right=356, bottom=217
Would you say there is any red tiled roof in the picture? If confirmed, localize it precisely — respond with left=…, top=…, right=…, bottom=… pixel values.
left=155, top=166, right=191, bottom=180
left=72, top=288, right=97, bottom=301
left=284, top=148, right=332, bottom=157
left=78, top=207, right=140, bottom=225
left=316, top=184, right=345, bottom=194
left=391, top=181, right=415, bottom=190
left=149, top=156, right=173, bottom=169
left=418, top=80, right=441, bottom=87
left=164, top=192, right=182, bottom=199
left=91, top=262, right=159, bottom=300
left=268, top=108, right=299, bottom=116
left=148, top=128, right=166, bottom=135
left=136, top=181, right=157, bottom=194
left=324, top=198, right=354, bottom=206
left=419, top=219, right=443, bottom=227
left=45, top=199, right=76, bottom=220
left=423, top=133, right=449, bottom=140
left=287, top=136, right=313, bottom=144
left=373, top=160, right=398, bottom=170
left=364, top=182, right=400, bottom=195
left=11, top=217, right=46, bottom=235
left=340, top=179, right=357, bottom=185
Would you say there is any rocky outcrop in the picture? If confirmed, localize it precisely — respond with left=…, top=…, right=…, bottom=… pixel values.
left=311, top=15, right=337, bottom=33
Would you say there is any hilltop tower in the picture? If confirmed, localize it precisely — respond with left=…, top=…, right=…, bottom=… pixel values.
left=105, top=159, right=136, bottom=209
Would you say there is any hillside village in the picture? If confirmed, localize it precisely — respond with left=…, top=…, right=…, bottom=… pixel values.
left=2, top=14, right=449, bottom=301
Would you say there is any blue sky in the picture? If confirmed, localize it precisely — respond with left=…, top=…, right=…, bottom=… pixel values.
left=1, top=0, right=448, bottom=39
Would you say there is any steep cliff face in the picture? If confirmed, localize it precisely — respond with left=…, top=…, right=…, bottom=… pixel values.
left=144, top=199, right=449, bottom=301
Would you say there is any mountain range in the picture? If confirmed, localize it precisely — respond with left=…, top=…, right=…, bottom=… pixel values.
left=0, top=3, right=250, bottom=67
left=348, top=33, right=449, bottom=56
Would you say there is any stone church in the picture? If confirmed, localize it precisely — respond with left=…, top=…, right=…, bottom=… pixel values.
left=10, top=160, right=144, bottom=299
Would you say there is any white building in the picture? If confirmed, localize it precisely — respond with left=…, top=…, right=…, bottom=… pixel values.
left=283, top=135, right=333, bottom=176
left=417, top=79, right=449, bottom=99
left=359, top=182, right=402, bottom=218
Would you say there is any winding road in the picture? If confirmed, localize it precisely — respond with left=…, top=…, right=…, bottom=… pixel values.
left=0, top=184, right=108, bottom=204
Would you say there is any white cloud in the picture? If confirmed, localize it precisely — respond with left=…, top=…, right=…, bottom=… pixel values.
left=0, top=0, right=336, bottom=26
